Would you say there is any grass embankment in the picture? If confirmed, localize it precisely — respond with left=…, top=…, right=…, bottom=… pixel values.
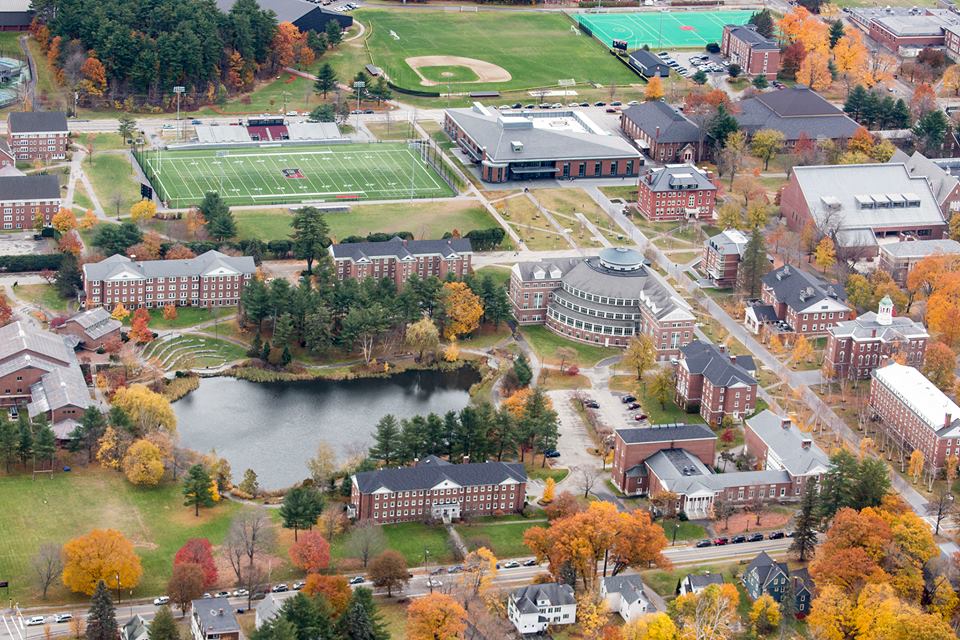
left=456, top=521, right=541, bottom=558
left=519, top=325, right=618, bottom=368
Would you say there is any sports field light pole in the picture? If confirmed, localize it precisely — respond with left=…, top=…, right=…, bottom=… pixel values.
left=353, top=81, right=365, bottom=132
left=173, top=86, right=185, bottom=142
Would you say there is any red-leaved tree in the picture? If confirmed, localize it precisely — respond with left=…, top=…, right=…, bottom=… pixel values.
left=174, top=538, right=218, bottom=588
left=288, top=530, right=331, bottom=574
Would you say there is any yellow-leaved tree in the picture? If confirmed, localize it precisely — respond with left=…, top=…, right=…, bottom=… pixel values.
left=111, top=383, right=177, bottom=434
left=645, top=75, right=664, bottom=101
left=814, top=237, right=837, bottom=272
left=542, top=477, right=556, bottom=504
left=79, top=209, right=98, bottom=230
left=440, top=281, right=483, bottom=340
left=749, top=593, right=781, bottom=636
left=62, top=529, right=143, bottom=595
left=621, top=612, right=678, bottom=640
left=908, top=449, right=925, bottom=484
left=406, top=593, right=467, bottom=640
left=130, top=199, right=157, bottom=225
left=95, top=426, right=127, bottom=469
left=51, top=208, right=77, bottom=234
left=121, top=439, right=165, bottom=486
left=111, top=303, right=130, bottom=321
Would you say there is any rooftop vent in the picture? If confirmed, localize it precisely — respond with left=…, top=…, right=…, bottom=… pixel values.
left=511, top=141, right=524, bottom=153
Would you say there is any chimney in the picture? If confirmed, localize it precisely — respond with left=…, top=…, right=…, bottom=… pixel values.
left=781, top=417, right=792, bottom=430
left=947, top=413, right=954, bottom=428
left=871, top=328, right=876, bottom=338
left=463, top=455, right=470, bottom=464
left=730, top=354, right=737, bottom=365
left=218, top=609, right=224, bottom=616
left=402, top=238, right=408, bottom=247
left=718, top=344, right=726, bottom=354
left=801, top=439, right=812, bottom=450
left=655, top=126, right=660, bottom=142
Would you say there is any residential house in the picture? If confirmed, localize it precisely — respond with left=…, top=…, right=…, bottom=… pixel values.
left=255, top=594, right=283, bottom=630
left=507, top=583, right=576, bottom=634
left=825, top=296, right=929, bottom=379
left=190, top=598, right=240, bottom=640
left=878, top=239, right=960, bottom=286
left=677, top=572, right=725, bottom=596
left=57, top=307, right=122, bottom=350
left=611, top=423, right=717, bottom=496
left=7, top=111, right=69, bottom=161
left=742, top=551, right=815, bottom=616
left=0, top=174, right=61, bottom=230
left=121, top=615, right=149, bottom=640
left=636, top=164, right=717, bottom=222
left=82, top=250, right=255, bottom=310
left=675, top=340, right=757, bottom=427
left=620, top=101, right=704, bottom=163
left=745, top=265, right=850, bottom=338
left=745, top=410, right=830, bottom=497
left=601, top=574, right=664, bottom=623
left=330, top=237, right=472, bottom=286
left=350, top=456, right=527, bottom=524
left=702, top=228, right=749, bottom=288
left=721, top=24, right=780, bottom=79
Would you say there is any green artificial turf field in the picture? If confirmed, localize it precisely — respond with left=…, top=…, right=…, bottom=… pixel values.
left=359, top=9, right=638, bottom=92
left=138, top=142, right=454, bottom=207
left=577, top=10, right=753, bottom=49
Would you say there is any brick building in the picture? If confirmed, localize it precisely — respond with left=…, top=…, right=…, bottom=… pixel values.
left=329, top=237, right=473, bottom=285
left=745, top=265, right=850, bottom=337
left=734, top=89, right=860, bottom=147
left=744, top=410, right=830, bottom=498
left=721, top=25, right=781, bottom=79
left=702, top=228, right=749, bottom=288
left=7, top=111, right=69, bottom=161
left=893, top=150, right=960, bottom=219
left=848, top=6, right=960, bottom=52
left=0, top=141, right=15, bottom=170
left=611, top=423, right=717, bottom=496
left=509, top=248, right=696, bottom=356
left=869, top=362, right=960, bottom=478
left=825, top=296, right=929, bottom=379
left=675, top=340, right=757, bottom=427
left=444, top=104, right=641, bottom=183
left=878, top=239, right=960, bottom=286
left=0, top=174, right=61, bottom=230
left=349, top=455, right=526, bottom=524
left=57, top=307, right=122, bottom=350
left=636, top=164, right=717, bottom=222
left=82, top=250, right=255, bottom=310
left=780, top=163, right=947, bottom=258
left=620, top=101, right=704, bottom=164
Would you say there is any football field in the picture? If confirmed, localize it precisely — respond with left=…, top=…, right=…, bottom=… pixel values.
left=577, top=10, right=753, bottom=49
left=139, top=143, right=455, bottom=208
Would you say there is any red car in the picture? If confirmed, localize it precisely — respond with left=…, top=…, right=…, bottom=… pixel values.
left=713, top=537, right=729, bottom=545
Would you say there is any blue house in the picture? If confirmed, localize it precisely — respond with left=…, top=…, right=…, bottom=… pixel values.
left=742, top=551, right=815, bottom=616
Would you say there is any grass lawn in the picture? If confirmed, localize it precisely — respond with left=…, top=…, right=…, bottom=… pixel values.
left=642, top=563, right=737, bottom=598
left=456, top=521, right=540, bottom=558
left=234, top=199, right=499, bottom=244
left=359, top=10, right=637, bottom=93
left=538, top=372, right=592, bottom=391
left=377, top=600, right=409, bottom=638
left=366, top=120, right=418, bottom=141
left=86, top=152, right=141, bottom=217
left=657, top=518, right=707, bottom=543
left=519, top=325, right=618, bottom=367
left=473, top=266, right=512, bottom=288
left=600, top=185, right=637, bottom=201
left=14, top=283, right=71, bottom=314
left=85, top=132, right=131, bottom=151
left=196, top=72, right=322, bottom=117
left=381, top=522, right=455, bottom=566
left=457, top=324, right=511, bottom=350
left=73, top=183, right=94, bottom=211
left=0, top=467, right=241, bottom=603
left=526, top=465, right=569, bottom=483
left=637, top=373, right=705, bottom=426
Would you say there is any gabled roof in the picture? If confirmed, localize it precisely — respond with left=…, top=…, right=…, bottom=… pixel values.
left=641, top=164, right=716, bottom=193
left=215, top=0, right=315, bottom=23
left=629, top=49, right=670, bottom=73
left=354, top=460, right=526, bottom=494
left=8, top=111, right=68, bottom=134
left=746, top=303, right=778, bottom=324
left=191, top=598, right=240, bottom=635
left=255, top=594, right=283, bottom=626
left=27, top=366, right=91, bottom=417
left=82, top=250, right=255, bottom=282
left=680, top=340, right=756, bottom=388
left=683, top=573, right=725, bottom=590
left=645, top=448, right=790, bottom=495
left=790, top=567, right=815, bottom=595
left=735, top=89, right=859, bottom=140
left=121, top=615, right=149, bottom=640
left=745, top=551, right=788, bottom=589
left=725, top=24, right=778, bottom=49
left=621, top=101, right=701, bottom=144
left=330, top=237, right=472, bottom=262
left=761, top=265, right=848, bottom=313
left=66, top=307, right=122, bottom=341
left=616, top=423, right=716, bottom=445
left=745, top=410, right=829, bottom=477
left=602, top=574, right=653, bottom=608
left=510, top=583, right=575, bottom=614
left=0, top=174, right=60, bottom=201
left=706, top=228, right=749, bottom=256
left=512, top=257, right=581, bottom=282
left=828, top=310, right=928, bottom=342
left=0, top=321, right=75, bottom=365
left=896, top=150, right=960, bottom=206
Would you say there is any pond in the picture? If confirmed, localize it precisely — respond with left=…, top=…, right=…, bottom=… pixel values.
left=173, top=367, right=480, bottom=489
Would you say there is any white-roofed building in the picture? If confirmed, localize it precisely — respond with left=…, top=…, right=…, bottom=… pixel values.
left=780, top=163, right=948, bottom=258
left=745, top=410, right=830, bottom=497
left=702, top=228, right=749, bottom=288
left=878, top=239, right=960, bottom=286
left=869, top=361, right=960, bottom=479
left=601, top=574, right=664, bottom=623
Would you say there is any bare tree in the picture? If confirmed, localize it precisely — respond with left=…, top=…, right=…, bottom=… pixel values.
left=110, top=192, right=125, bottom=219
left=240, top=564, right=268, bottom=610
left=230, top=508, right=275, bottom=572
left=30, top=543, right=63, bottom=599
left=224, top=531, right=246, bottom=583
left=346, top=520, right=387, bottom=568
left=928, top=487, right=957, bottom=536
left=574, top=465, right=602, bottom=499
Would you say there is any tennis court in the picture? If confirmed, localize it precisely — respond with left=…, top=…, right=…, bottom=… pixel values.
left=138, top=143, right=455, bottom=208
left=577, top=10, right=753, bottom=49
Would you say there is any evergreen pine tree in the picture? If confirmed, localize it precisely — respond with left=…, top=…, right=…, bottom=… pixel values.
left=369, top=415, right=400, bottom=465
left=147, top=607, right=180, bottom=640
left=32, top=416, right=57, bottom=469
left=182, top=464, right=214, bottom=517
left=738, top=227, right=770, bottom=298
left=17, top=412, right=32, bottom=465
left=791, top=480, right=820, bottom=562
left=828, top=19, right=845, bottom=47
left=749, top=9, right=775, bottom=38
left=513, top=353, right=533, bottom=387
left=891, top=99, right=912, bottom=128
left=248, top=333, right=263, bottom=358
left=818, top=449, right=858, bottom=521
left=251, top=618, right=298, bottom=640
left=340, top=475, right=352, bottom=497
left=56, top=252, right=83, bottom=299
left=280, top=345, right=292, bottom=366
left=279, top=486, right=324, bottom=541
left=337, top=588, right=388, bottom=640
left=260, top=339, right=272, bottom=362
left=0, top=413, right=17, bottom=472
left=85, top=580, right=118, bottom=640
left=853, top=456, right=890, bottom=510
left=843, top=85, right=868, bottom=121
left=325, top=20, right=343, bottom=47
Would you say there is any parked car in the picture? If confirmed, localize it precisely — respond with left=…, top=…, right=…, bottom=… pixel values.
left=54, top=614, right=73, bottom=624
left=363, top=109, right=375, bottom=114
left=26, top=617, right=45, bottom=627
left=610, top=101, right=622, bottom=106
left=232, top=589, right=249, bottom=597
left=713, top=537, right=729, bottom=545
left=633, top=414, right=648, bottom=421
left=579, top=102, right=590, bottom=107
left=747, top=533, right=764, bottom=542
left=768, top=531, right=785, bottom=540
left=202, top=593, right=212, bottom=598
left=657, top=51, right=670, bottom=58
left=544, top=449, right=561, bottom=458
left=522, top=559, right=538, bottom=566
left=568, top=102, right=580, bottom=107
left=292, top=581, right=305, bottom=591
left=696, top=539, right=712, bottom=548
left=272, top=584, right=289, bottom=593
left=585, top=401, right=600, bottom=409
left=250, top=592, right=267, bottom=601
left=627, top=402, right=641, bottom=411
left=349, top=576, right=365, bottom=585
left=731, top=535, right=747, bottom=544
left=621, top=395, right=637, bottom=404
left=605, top=107, right=619, bottom=113
left=427, top=578, right=443, bottom=588
left=153, top=596, right=170, bottom=606
left=214, top=591, right=230, bottom=598
left=524, top=104, right=536, bottom=109
left=349, top=109, right=363, bottom=114
left=447, top=565, right=464, bottom=574
left=627, top=100, right=639, bottom=106
left=786, top=531, right=797, bottom=538
left=430, top=566, right=444, bottom=575
left=594, top=101, right=606, bottom=107
left=190, top=119, right=202, bottom=125
left=502, top=561, right=521, bottom=569
left=512, top=102, right=523, bottom=109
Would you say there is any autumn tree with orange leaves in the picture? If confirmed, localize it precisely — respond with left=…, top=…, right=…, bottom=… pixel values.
left=271, top=22, right=314, bottom=70
left=524, top=501, right=669, bottom=591
left=303, top=574, right=351, bottom=617
left=62, top=529, right=143, bottom=595
left=911, top=82, right=938, bottom=118
left=926, top=271, right=960, bottom=348
left=288, top=530, right=331, bottom=574
left=833, top=30, right=871, bottom=89
left=129, top=307, right=153, bottom=344
left=406, top=593, right=467, bottom=640
left=79, top=55, right=107, bottom=100
left=51, top=208, right=77, bottom=234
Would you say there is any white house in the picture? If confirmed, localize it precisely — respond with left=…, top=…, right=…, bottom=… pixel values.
left=255, top=594, right=283, bottom=629
left=601, top=575, right=662, bottom=623
left=507, top=583, right=576, bottom=634
left=121, top=615, right=149, bottom=640
left=677, top=572, right=725, bottom=596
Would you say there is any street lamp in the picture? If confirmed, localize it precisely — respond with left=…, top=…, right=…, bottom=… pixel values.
left=173, top=86, right=186, bottom=142
left=115, top=573, right=121, bottom=604
left=672, top=523, right=680, bottom=546
left=424, top=548, right=433, bottom=593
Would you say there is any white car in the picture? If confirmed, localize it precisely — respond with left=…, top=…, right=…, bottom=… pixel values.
left=153, top=596, right=170, bottom=606
left=232, top=589, right=249, bottom=597
left=426, top=578, right=443, bottom=588
left=54, top=614, right=73, bottom=624
left=26, top=617, right=45, bottom=627
left=501, top=561, right=521, bottom=569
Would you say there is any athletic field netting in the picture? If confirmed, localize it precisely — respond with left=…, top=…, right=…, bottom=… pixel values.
left=577, top=10, right=753, bottom=49
left=138, top=143, right=455, bottom=208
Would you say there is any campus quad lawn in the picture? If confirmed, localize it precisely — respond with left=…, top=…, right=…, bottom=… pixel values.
left=381, top=522, right=455, bottom=566
left=86, top=152, right=142, bottom=216
left=456, top=521, right=541, bottom=558
left=140, top=143, right=453, bottom=208
left=0, top=467, right=241, bottom=603
left=359, top=10, right=637, bottom=92
left=656, top=518, right=707, bottom=543
left=14, top=283, right=71, bottom=313
left=519, top=325, right=618, bottom=368
left=132, top=306, right=227, bottom=331
left=234, top=200, right=497, bottom=243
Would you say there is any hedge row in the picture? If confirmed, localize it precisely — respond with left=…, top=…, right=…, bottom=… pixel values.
left=0, top=254, right=63, bottom=272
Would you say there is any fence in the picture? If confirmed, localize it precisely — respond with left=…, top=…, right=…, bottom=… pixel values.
left=410, top=138, right=466, bottom=194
